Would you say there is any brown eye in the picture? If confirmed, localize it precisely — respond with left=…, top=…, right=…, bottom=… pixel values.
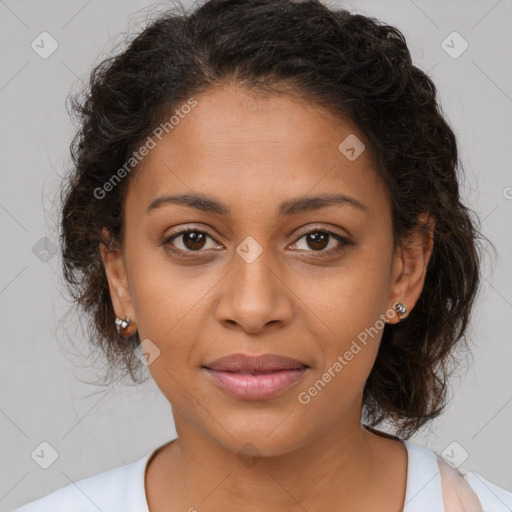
left=291, top=229, right=351, bottom=255
left=303, top=231, right=330, bottom=251
left=163, top=225, right=352, bottom=259
left=164, top=229, right=221, bottom=254
left=177, top=231, right=207, bottom=251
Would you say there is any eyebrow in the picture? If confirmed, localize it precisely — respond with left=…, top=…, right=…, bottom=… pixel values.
left=146, top=192, right=369, bottom=216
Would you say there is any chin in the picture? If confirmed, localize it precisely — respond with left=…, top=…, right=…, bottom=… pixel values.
left=209, top=423, right=310, bottom=459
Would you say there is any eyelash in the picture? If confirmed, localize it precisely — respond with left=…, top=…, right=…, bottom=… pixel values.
left=162, top=225, right=353, bottom=259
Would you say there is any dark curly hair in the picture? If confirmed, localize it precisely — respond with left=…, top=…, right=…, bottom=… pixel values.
left=60, top=0, right=489, bottom=439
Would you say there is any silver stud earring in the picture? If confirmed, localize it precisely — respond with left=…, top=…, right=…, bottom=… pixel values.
left=394, top=303, right=407, bottom=321
left=115, top=316, right=131, bottom=334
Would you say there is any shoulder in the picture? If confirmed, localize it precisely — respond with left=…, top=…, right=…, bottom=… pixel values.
left=403, top=439, right=512, bottom=512
left=10, top=453, right=151, bottom=512
left=432, top=445, right=512, bottom=511
left=436, top=452, right=512, bottom=511
left=462, top=470, right=512, bottom=511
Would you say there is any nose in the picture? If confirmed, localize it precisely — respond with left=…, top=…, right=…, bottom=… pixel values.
left=214, top=245, right=294, bottom=334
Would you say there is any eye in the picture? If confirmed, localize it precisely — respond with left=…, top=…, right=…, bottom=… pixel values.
left=162, top=225, right=352, bottom=258
left=289, top=227, right=352, bottom=256
left=163, top=228, right=221, bottom=255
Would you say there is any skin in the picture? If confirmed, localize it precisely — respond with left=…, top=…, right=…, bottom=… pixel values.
left=100, top=84, right=434, bottom=511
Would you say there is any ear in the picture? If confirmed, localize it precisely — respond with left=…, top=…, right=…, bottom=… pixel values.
left=99, top=228, right=135, bottom=324
left=387, top=214, right=434, bottom=323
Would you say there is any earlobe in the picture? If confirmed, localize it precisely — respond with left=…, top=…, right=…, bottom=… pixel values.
left=99, top=229, right=135, bottom=328
left=387, top=214, right=435, bottom=324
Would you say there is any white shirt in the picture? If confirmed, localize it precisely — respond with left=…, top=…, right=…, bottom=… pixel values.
left=11, top=439, right=512, bottom=511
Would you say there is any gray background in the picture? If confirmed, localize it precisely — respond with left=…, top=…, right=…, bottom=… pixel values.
left=1, top=0, right=511, bottom=509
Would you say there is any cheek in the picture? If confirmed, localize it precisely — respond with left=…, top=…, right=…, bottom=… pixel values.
left=295, top=242, right=392, bottom=380
left=295, top=297, right=385, bottom=424
left=298, top=245, right=392, bottom=334
left=125, top=239, right=206, bottom=337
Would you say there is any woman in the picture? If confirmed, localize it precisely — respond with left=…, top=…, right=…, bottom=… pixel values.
left=12, top=0, right=512, bottom=510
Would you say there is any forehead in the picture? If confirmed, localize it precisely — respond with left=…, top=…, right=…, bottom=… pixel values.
left=127, top=85, right=388, bottom=219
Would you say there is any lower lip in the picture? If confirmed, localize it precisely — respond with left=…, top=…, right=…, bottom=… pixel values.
left=203, top=367, right=308, bottom=401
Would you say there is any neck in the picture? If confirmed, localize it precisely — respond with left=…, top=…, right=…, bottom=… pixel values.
left=145, top=411, right=406, bottom=511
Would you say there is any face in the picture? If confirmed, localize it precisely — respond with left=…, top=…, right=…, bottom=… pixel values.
left=101, top=84, right=433, bottom=457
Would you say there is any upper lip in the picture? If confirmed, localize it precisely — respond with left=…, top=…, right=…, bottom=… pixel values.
left=203, top=353, right=309, bottom=372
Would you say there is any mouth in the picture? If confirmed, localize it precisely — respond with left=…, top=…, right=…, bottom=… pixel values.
left=202, top=353, right=309, bottom=372
left=201, top=353, right=310, bottom=401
